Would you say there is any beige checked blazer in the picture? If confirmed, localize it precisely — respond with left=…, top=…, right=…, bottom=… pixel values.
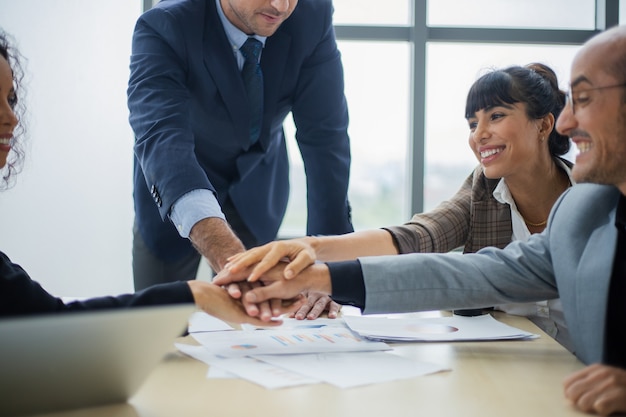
left=385, top=158, right=572, bottom=255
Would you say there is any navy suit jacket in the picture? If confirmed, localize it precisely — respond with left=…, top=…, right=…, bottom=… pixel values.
left=128, top=0, right=353, bottom=262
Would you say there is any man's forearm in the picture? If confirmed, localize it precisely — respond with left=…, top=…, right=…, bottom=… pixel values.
left=189, top=217, right=246, bottom=272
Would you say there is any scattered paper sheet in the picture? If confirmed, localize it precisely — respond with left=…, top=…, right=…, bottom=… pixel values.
left=175, top=343, right=220, bottom=365
left=241, top=317, right=347, bottom=332
left=175, top=343, right=320, bottom=389
left=177, top=314, right=535, bottom=390
left=209, top=356, right=320, bottom=389
left=343, top=314, right=538, bottom=342
left=187, top=311, right=234, bottom=333
left=206, top=366, right=236, bottom=379
left=174, top=343, right=240, bottom=379
left=252, top=351, right=447, bottom=388
left=191, top=326, right=390, bottom=358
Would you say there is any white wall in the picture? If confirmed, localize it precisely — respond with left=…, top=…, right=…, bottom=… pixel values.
left=0, top=0, right=141, bottom=297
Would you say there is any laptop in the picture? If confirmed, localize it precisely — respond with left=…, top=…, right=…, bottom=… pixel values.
left=0, top=304, right=196, bottom=416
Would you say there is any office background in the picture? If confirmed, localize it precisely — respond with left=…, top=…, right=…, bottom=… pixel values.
left=0, top=0, right=623, bottom=297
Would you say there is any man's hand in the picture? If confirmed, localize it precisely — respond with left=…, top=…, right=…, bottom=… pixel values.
left=564, top=363, right=626, bottom=415
left=217, top=263, right=339, bottom=320
left=213, top=262, right=333, bottom=318
left=290, top=291, right=341, bottom=320
left=225, top=280, right=278, bottom=322
left=187, top=280, right=303, bottom=326
left=223, top=238, right=317, bottom=282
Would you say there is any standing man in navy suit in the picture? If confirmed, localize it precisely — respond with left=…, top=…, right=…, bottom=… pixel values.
left=127, top=0, right=353, bottom=318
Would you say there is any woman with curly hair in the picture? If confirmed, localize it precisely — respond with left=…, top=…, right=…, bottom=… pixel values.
left=0, top=31, right=25, bottom=190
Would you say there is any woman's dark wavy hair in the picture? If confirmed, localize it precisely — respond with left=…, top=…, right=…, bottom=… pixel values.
left=465, top=63, right=570, bottom=156
left=0, top=30, right=26, bottom=190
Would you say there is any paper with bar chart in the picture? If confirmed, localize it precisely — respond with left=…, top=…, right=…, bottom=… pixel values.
left=190, top=325, right=390, bottom=358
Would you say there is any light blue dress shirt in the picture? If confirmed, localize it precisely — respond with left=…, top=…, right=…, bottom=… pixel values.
left=169, top=0, right=266, bottom=238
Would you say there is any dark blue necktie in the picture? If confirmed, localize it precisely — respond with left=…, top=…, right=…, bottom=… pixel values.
left=240, top=38, right=264, bottom=144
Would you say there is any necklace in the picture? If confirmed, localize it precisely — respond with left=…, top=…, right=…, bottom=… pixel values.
left=522, top=216, right=547, bottom=228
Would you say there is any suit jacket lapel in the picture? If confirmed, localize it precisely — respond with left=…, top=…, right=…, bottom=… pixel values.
left=201, top=1, right=292, bottom=151
left=202, top=0, right=249, bottom=145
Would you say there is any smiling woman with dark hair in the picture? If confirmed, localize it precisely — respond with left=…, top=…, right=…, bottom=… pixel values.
left=0, top=31, right=25, bottom=190
left=0, top=29, right=296, bottom=324
left=221, top=63, right=575, bottom=350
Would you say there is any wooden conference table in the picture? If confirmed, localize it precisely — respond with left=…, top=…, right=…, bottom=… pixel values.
left=29, top=312, right=586, bottom=417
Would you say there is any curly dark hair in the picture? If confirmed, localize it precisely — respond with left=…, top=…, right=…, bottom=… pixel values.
left=465, top=63, right=570, bottom=157
left=0, top=29, right=26, bottom=190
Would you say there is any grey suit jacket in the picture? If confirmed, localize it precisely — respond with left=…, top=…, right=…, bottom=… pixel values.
left=359, top=183, right=621, bottom=365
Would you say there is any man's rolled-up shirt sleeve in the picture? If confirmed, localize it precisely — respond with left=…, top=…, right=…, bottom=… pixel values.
left=169, top=189, right=226, bottom=238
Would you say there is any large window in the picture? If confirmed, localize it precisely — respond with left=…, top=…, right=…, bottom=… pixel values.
left=428, top=0, right=596, bottom=29
left=280, top=41, right=411, bottom=235
left=281, top=0, right=615, bottom=235
left=333, top=0, right=412, bottom=26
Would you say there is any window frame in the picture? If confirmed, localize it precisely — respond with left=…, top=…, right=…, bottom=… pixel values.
left=333, top=0, right=619, bottom=214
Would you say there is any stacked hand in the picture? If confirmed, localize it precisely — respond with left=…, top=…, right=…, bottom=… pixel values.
left=187, top=280, right=303, bottom=326
left=223, top=238, right=317, bottom=281
left=216, top=239, right=340, bottom=320
left=213, top=258, right=332, bottom=321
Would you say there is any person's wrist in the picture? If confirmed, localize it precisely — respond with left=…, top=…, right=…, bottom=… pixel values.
left=304, top=235, right=320, bottom=256
left=189, top=218, right=245, bottom=271
left=312, top=263, right=332, bottom=294
left=187, top=280, right=203, bottom=303
left=187, top=280, right=215, bottom=312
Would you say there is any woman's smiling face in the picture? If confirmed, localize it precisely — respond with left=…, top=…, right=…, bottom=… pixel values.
left=0, top=54, right=18, bottom=170
left=467, top=102, right=543, bottom=180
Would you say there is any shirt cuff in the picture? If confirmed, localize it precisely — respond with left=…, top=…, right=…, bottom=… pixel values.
left=326, top=260, right=365, bottom=310
left=169, top=189, right=226, bottom=238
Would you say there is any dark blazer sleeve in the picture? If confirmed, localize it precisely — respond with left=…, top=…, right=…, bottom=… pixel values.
left=128, top=3, right=214, bottom=221
left=0, top=251, right=194, bottom=317
left=289, top=0, right=353, bottom=236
